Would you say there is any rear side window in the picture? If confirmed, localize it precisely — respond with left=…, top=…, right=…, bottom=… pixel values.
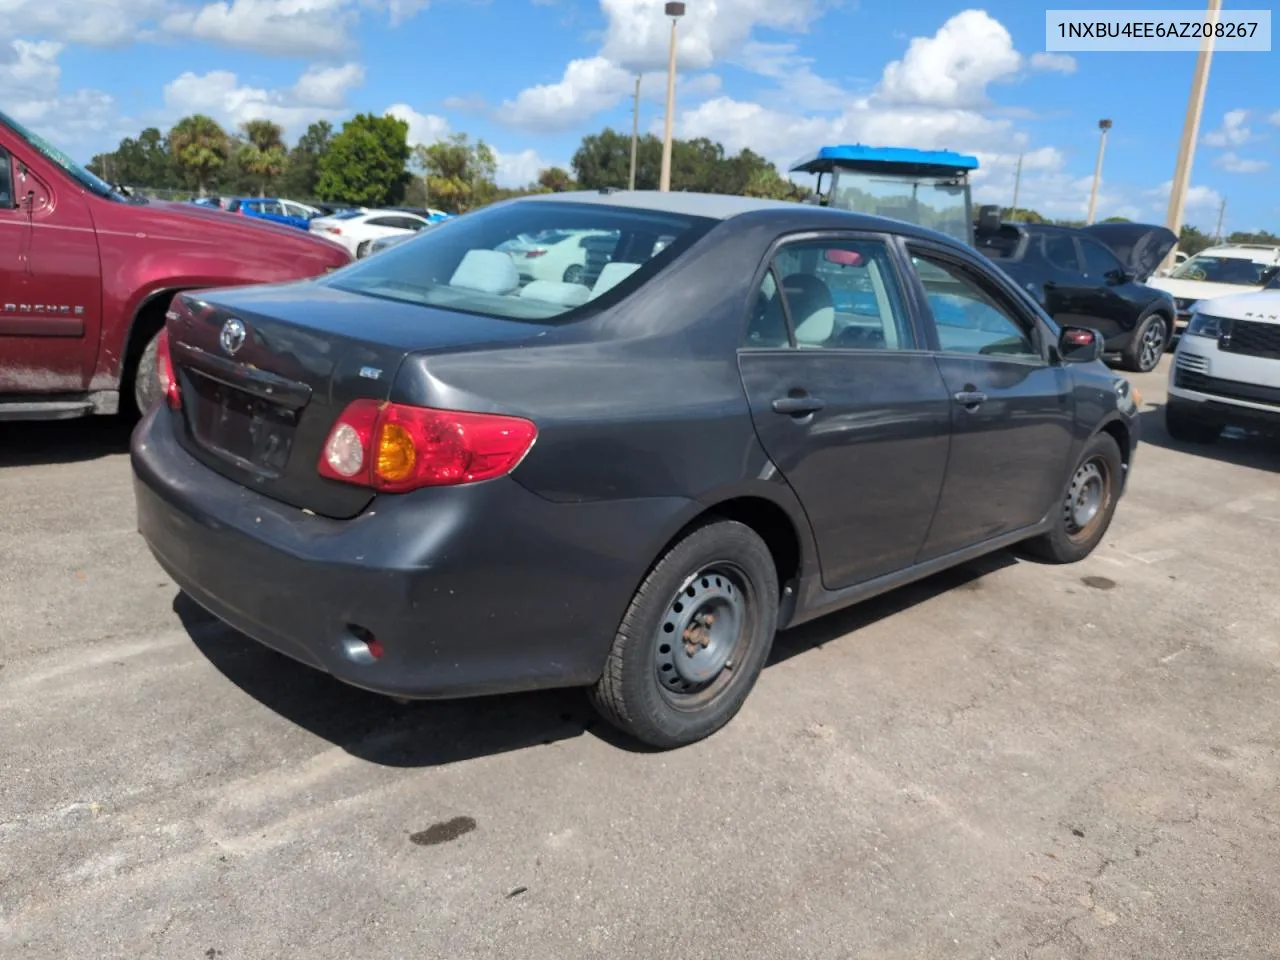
left=328, top=200, right=716, bottom=322
left=746, top=238, right=914, bottom=350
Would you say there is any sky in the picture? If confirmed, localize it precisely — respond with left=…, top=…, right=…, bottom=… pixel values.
left=1, top=0, right=1277, bottom=232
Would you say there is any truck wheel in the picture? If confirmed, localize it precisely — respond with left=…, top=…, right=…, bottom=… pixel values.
left=589, top=519, right=779, bottom=749
left=1120, top=313, right=1168, bottom=373
left=1165, top=401, right=1221, bottom=445
left=132, top=331, right=162, bottom=415
left=1022, top=431, right=1123, bottom=564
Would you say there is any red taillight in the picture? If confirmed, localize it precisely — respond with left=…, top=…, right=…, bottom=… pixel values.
left=324, top=226, right=342, bottom=235
left=524, top=249, right=547, bottom=258
left=318, top=400, right=537, bottom=492
left=155, top=327, right=180, bottom=409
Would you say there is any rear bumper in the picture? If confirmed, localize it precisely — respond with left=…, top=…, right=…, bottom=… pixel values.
left=131, top=405, right=692, bottom=699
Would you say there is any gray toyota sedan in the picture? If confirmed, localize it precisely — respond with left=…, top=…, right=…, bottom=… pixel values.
left=131, top=190, right=1141, bottom=749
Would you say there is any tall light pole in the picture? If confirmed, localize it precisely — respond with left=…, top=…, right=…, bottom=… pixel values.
left=1085, top=119, right=1112, bottom=225
left=1009, top=152, right=1023, bottom=220
left=1163, top=0, right=1222, bottom=268
left=629, top=74, right=641, bottom=191
left=658, top=1, right=685, bottom=192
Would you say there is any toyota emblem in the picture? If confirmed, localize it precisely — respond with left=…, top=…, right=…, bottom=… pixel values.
left=219, top=317, right=247, bottom=356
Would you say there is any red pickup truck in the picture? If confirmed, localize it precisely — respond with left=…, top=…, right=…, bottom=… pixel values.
left=0, top=110, right=351, bottom=421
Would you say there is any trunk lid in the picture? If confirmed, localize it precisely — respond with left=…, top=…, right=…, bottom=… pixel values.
left=166, top=281, right=551, bottom=519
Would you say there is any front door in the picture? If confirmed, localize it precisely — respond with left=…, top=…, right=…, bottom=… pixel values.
left=0, top=144, right=103, bottom=394
left=1076, top=235, right=1146, bottom=348
left=904, top=243, right=1076, bottom=561
left=737, top=234, right=952, bottom=591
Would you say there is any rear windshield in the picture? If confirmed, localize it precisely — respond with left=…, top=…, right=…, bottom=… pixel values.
left=1171, top=254, right=1273, bottom=285
left=326, top=199, right=716, bottom=321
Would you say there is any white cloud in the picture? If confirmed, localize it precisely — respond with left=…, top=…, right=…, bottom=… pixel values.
left=162, top=62, right=365, bottom=137
left=599, top=0, right=829, bottom=72
left=494, top=148, right=552, bottom=188
left=497, top=56, right=635, bottom=131
left=1146, top=179, right=1222, bottom=210
left=161, top=0, right=357, bottom=57
left=737, top=41, right=846, bottom=109
left=1202, top=109, right=1251, bottom=147
left=1029, top=52, right=1077, bottom=74
left=385, top=103, right=449, bottom=146
left=1215, top=151, right=1268, bottom=174
left=878, top=9, right=1022, bottom=108
left=0, top=0, right=166, bottom=47
left=0, top=40, right=123, bottom=151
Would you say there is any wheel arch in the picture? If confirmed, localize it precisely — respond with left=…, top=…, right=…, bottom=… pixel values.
left=118, top=286, right=186, bottom=401
left=1095, top=414, right=1134, bottom=489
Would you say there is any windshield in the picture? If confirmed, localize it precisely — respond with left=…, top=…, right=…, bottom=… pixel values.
left=828, top=168, right=971, bottom=244
left=327, top=200, right=716, bottom=322
left=0, top=108, right=123, bottom=200
left=1170, top=254, right=1274, bottom=285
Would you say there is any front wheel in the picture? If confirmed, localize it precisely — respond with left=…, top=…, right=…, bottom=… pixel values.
left=1022, top=432, right=1124, bottom=564
left=1121, top=313, right=1168, bottom=373
left=131, top=330, right=162, bottom=416
left=589, top=519, right=780, bottom=749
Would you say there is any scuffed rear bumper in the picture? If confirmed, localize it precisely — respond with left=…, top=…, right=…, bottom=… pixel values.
left=131, top=405, right=691, bottom=699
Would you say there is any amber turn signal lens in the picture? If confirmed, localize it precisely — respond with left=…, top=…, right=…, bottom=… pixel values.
left=375, top=422, right=418, bottom=482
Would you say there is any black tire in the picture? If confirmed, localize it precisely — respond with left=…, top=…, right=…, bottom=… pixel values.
left=562, top=263, right=585, bottom=285
left=1165, top=401, right=1221, bottom=445
left=589, top=519, right=780, bottom=749
left=1120, top=312, right=1169, bottom=373
left=131, top=330, right=162, bottom=416
left=1022, top=431, right=1124, bottom=564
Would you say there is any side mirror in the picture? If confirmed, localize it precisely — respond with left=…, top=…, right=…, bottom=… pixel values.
left=1059, top=326, right=1103, bottom=364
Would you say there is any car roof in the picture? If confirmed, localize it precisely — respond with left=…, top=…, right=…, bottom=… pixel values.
left=1196, top=245, right=1280, bottom=262
left=513, top=189, right=963, bottom=245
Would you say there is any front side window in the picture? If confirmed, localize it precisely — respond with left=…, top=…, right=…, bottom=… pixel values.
left=327, top=200, right=715, bottom=322
left=909, top=250, right=1040, bottom=361
left=0, top=148, right=12, bottom=208
left=1042, top=234, right=1081, bottom=272
left=745, top=238, right=915, bottom=350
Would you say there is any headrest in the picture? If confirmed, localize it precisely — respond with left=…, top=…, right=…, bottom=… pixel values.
left=449, top=249, right=519, bottom=295
left=519, top=280, right=591, bottom=307
left=590, top=262, right=641, bottom=300
left=782, top=273, right=835, bottom=345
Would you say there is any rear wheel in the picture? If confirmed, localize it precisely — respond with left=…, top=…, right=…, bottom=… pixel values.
left=1165, top=401, right=1221, bottom=444
left=1022, top=432, right=1123, bottom=564
left=356, top=240, right=372, bottom=258
left=1121, top=312, right=1168, bottom=373
left=563, top=264, right=585, bottom=285
left=589, top=519, right=779, bottom=749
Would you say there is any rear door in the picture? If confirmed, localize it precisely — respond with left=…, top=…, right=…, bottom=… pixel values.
left=1076, top=235, right=1146, bottom=346
left=737, top=232, right=952, bottom=590
left=903, top=242, right=1075, bottom=560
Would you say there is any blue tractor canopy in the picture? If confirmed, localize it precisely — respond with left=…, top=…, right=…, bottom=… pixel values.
left=790, top=145, right=979, bottom=246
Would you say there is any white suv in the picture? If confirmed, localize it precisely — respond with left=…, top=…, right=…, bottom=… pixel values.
left=1149, top=244, right=1280, bottom=337
left=1166, top=288, right=1280, bottom=443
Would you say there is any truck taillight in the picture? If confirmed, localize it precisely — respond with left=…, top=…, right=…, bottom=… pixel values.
left=318, top=399, right=537, bottom=492
left=156, top=328, right=180, bottom=409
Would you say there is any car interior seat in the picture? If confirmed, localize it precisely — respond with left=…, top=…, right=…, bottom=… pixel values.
left=782, top=273, right=836, bottom=346
left=450, top=249, right=521, bottom=295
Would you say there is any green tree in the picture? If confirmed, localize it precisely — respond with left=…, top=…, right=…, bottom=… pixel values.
left=1226, top=229, right=1280, bottom=246
left=413, top=132, right=497, bottom=212
left=280, top=120, right=333, bottom=199
left=1179, top=225, right=1215, bottom=257
left=573, top=128, right=662, bottom=190
left=167, top=115, right=230, bottom=196
left=315, top=113, right=411, bottom=206
left=88, top=127, right=180, bottom=190
left=537, top=166, right=576, bottom=192
left=236, top=120, right=287, bottom=196
left=1006, top=207, right=1047, bottom=223
left=1101, top=215, right=1132, bottom=223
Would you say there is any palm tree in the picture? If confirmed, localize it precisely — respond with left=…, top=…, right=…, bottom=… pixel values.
left=167, top=115, right=230, bottom=197
left=238, top=120, right=287, bottom=196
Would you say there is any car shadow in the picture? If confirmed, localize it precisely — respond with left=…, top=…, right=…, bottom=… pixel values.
left=177, top=551, right=1020, bottom=764
left=0, top=416, right=134, bottom=468
left=1139, top=403, right=1280, bottom=473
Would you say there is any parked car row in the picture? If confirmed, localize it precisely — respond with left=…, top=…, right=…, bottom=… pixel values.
left=190, top=196, right=454, bottom=238
left=309, top=207, right=451, bottom=257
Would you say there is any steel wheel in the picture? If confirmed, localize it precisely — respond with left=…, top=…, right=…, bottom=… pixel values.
left=654, top=564, right=749, bottom=703
left=1138, top=316, right=1167, bottom=371
left=1063, top=456, right=1112, bottom=542
left=563, top=264, right=585, bottom=285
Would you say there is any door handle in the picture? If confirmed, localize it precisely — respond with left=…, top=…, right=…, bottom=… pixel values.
left=953, top=390, right=987, bottom=408
left=772, top=395, right=825, bottom=416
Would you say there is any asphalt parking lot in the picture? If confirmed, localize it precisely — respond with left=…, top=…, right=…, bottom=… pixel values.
left=3, top=355, right=1280, bottom=959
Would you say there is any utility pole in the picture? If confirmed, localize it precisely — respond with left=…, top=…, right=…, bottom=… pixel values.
left=1214, top=196, right=1226, bottom=243
left=1086, top=119, right=1112, bottom=225
left=1163, top=0, right=1223, bottom=268
left=658, top=2, right=685, bottom=192
left=629, top=74, right=641, bottom=191
left=1009, top=152, right=1023, bottom=220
